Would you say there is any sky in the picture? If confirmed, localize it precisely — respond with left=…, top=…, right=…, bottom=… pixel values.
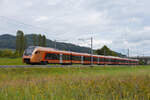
left=0, top=0, right=150, bottom=56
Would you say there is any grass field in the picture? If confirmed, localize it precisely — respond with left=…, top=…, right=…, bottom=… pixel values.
left=0, top=58, right=25, bottom=65
left=0, top=66, right=150, bottom=100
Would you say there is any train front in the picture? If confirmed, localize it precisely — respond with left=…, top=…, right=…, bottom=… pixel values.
left=23, top=46, right=37, bottom=64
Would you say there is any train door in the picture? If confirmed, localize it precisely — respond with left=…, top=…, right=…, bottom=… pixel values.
left=81, top=56, right=83, bottom=64
left=60, top=54, right=63, bottom=64
left=98, top=57, right=100, bottom=64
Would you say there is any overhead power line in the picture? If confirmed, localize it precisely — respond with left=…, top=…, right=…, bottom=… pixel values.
left=78, top=34, right=94, bottom=65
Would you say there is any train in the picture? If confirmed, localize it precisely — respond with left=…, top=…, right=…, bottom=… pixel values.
left=23, top=46, right=139, bottom=65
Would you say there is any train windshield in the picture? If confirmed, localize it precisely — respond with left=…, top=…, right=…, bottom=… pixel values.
left=24, top=46, right=36, bottom=56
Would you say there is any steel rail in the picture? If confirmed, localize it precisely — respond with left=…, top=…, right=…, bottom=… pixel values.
left=0, top=65, right=138, bottom=68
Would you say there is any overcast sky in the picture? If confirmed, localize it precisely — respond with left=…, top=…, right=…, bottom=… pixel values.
left=0, top=0, right=150, bottom=56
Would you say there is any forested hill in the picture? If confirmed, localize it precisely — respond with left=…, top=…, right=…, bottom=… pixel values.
left=0, top=34, right=91, bottom=53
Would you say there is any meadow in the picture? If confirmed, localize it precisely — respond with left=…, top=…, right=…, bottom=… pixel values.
left=0, top=58, right=25, bottom=65
left=0, top=66, right=149, bottom=100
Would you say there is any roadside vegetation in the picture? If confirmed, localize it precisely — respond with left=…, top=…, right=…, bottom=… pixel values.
left=0, top=58, right=25, bottom=65
left=0, top=49, right=19, bottom=58
left=0, top=66, right=149, bottom=100
left=0, top=49, right=24, bottom=65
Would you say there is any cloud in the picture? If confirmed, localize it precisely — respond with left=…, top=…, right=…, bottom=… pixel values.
left=25, top=1, right=33, bottom=7
left=34, top=16, right=49, bottom=22
left=47, top=0, right=61, bottom=5
left=144, top=26, right=150, bottom=31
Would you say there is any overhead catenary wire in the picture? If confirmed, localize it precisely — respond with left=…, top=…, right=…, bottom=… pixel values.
left=78, top=33, right=94, bottom=65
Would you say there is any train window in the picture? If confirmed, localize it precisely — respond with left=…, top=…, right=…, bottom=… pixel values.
left=121, top=60, right=123, bottom=63
left=110, top=59, right=113, bottom=62
left=103, top=58, right=106, bottom=62
left=105, top=58, right=108, bottom=62
left=104, top=58, right=109, bottom=62
left=116, top=59, right=118, bottom=62
left=99, top=58, right=104, bottom=62
left=45, top=53, right=60, bottom=60
left=111, top=59, right=115, bottom=62
left=72, top=55, right=81, bottom=61
left=111, top=59, right=114, bottom=62
left=126, top=60, right=129, bottom=63
left=62, top=55, right=70, bottom=60
left=129, top=61, right=131, bottom=63
left=93, top=57, right=97, bottom=62
left=109, top=59, right=112, bottom=62
left=24, top=46, right=36, bottom=56
left=109, top=59, right=111, bottom=62
left=120, top=60, right=122, bottom=63
left=124, top=60, right=126, bottom=63
left=83, top=56, right=91, bottom=61
left=35, top=51, right=38, bottom=54
left=122, top=60, right=124, bottom=63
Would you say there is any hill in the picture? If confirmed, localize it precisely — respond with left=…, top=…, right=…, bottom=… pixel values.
left=0, top=34, right=91, bottom=53
left=0, top=34, right=127, bottom=57
left=0, top=34, right=16, bottom=49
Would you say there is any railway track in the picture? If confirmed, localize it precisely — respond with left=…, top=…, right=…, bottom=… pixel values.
left=0, top=65, right=101, bottom=68
left=0, top=65, right=137, bottom=68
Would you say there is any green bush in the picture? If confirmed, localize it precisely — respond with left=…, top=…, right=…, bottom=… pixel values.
left=0, top=49, right=20, bottom=58
left=139, top=59, right=145, bottom=65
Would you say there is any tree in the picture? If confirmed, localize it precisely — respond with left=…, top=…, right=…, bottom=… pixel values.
left=42, top=35, right=46, bottom=47
left=95, top=45, right=118, bottom=56
left=16, top=30, right=26, bottom=56
left=16, top=31, right=20, bottom=52
left=33, top=34, right=37, bottom=46
left=38, top=34, right=42, bottom=46
left=22, top=35, right=26, bottom=51
left=139, top=59, right=145, bottom=65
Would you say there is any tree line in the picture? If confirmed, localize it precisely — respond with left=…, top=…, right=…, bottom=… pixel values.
left=0, top=30, right=47, bottom=57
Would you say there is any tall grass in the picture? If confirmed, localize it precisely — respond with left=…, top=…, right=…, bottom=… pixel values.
left=0, top=66, right=149, bottom=100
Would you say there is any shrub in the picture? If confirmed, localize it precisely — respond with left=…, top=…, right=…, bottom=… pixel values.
left=0, top=49, right=20, bottom=58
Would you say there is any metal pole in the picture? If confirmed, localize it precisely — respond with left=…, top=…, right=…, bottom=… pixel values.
left=104, top=48, right=105, bottom=65
left=54, top=40, right=56, bottom=49
left=128, top=48, right=129, bottom=65
left=91, top=37, right=93, bottom=65
left=128, top=48, right=129, bottom=58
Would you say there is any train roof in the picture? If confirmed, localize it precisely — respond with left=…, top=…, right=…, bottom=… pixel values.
left=30, top=46, right=138, bottom=61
